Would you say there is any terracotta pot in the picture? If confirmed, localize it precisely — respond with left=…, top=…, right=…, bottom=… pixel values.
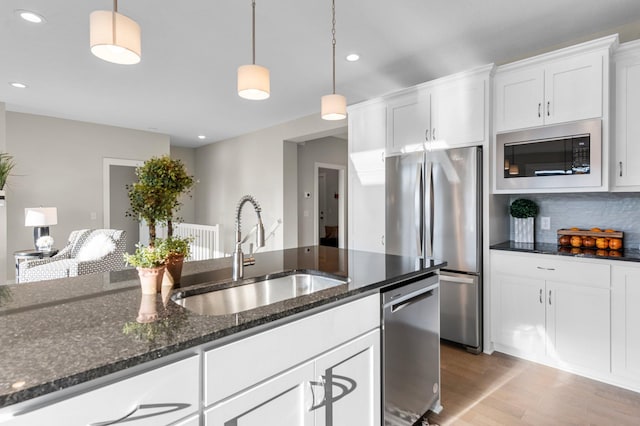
left=163, top=253, right=185, bottom=287
left=137, top=265, right=166, bottom=295
left=137, top=293, right=158, bottom=323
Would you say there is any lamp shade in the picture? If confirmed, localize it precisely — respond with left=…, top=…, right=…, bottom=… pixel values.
left=90, top=10, right=141, bottom=65
left=237, top=64, right=270, bottom=100
left=321, top=94, right=347, bottom=120
left=25, top=207, right=58, bottom=227
left=509, top=164, right=520, bottom=175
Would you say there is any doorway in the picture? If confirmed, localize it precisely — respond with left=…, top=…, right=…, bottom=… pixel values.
left=103, top=158, right=142, bottom=255
left=314, top=163, right=345, bottom=248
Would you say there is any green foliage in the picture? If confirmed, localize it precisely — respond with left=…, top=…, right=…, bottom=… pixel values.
left=126, top=155, right=195, bottom=245
left=510, top=198, right=539, bottom=218
left=122, top=308, right=188, bottom=343
left=0, top=153, right=16, bottom=190
left=123, top=244, right=168, bottom=268
left=157, top=236, right=192, bottom=257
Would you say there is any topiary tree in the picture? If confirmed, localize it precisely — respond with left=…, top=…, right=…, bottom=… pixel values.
left=509, top=198, right=539, bottom=218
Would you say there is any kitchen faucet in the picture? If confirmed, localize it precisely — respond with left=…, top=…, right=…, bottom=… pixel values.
left=232, top=195, right=265, bottom=280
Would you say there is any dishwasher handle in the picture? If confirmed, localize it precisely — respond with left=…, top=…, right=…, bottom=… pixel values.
left=383, top=279, right=438, bottom=309
left=389, top=288, right=436, bottom=313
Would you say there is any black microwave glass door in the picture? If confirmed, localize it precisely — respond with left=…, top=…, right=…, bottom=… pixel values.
left=504, top=136, right=590, bottom=178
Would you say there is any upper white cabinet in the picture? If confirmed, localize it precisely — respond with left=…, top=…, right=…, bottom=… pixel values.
left=613, top=40, right=640, bottom=190
left=347, top=101, right=386, bottom=253
left=491, top=250, right=611, bottom=374
left=386, top=66, right=491, bottom=154
left=495, top=35, right=616, bottom=132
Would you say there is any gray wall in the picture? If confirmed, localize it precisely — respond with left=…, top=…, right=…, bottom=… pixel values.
left=109, top=165, right=138, bottom=255
left=297, top=136, right=347, bottom=247
left=508, top=193, right=640, bottom=249
left=5, top=112, right=169, bottom=281
left=170, top=146, right=197, bottom=224
left=194, top=113, right=346, bottom=256
left=283, top=141, right=298, bottom=249
left=0, top=103, right=6, bottom=283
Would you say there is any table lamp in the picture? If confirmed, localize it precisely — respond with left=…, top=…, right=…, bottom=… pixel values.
left=25, top=207, right=58, bottom=251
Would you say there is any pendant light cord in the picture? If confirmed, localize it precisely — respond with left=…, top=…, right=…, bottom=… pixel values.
left=331, top=0, right=336, bottom=94
left=112, top=0, right=118, bottom=45
left=252, top=0, right=256, bottom=65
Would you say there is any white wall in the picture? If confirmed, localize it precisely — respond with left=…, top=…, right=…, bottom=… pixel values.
left=194, top=113, right=345, bottom=256
left=0, top=103, right=6, bottom=284
left=296, top=136, right=348, bottom=247
left=283, top=141, right=298, bottom=249
left=170, top=146, right=197, bottom=224
left=5, top=112, right=169, bottom=281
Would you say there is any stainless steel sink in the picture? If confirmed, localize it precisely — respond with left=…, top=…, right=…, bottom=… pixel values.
left=173, top=272, right=349, bottom=316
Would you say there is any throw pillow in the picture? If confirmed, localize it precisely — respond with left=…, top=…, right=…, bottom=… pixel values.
left=75, top=233, right=116, bottom=261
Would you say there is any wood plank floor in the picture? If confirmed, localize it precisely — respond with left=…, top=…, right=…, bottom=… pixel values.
left=424, top=343, right=640, bottom=425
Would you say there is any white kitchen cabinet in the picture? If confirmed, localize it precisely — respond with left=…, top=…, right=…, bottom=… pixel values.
left=314, top=330, right=380, bottom=426
left=2, top=355, right=200, bottom=426
left=611, top=263, right=640, bottom=385
left=205, top=361, right=316, bottom=426
left=613, top=40, right=640, bottom=190
left=347, top=101, right=386, bottom=253
left=491, top=250, right=610, bottom=373
left=386, top=67, right=490, bottom=154
left=495, top=36, right=615, bottom=132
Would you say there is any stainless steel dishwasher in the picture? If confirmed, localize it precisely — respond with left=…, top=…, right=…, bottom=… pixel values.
left=382, top=272, right=441, bottom=426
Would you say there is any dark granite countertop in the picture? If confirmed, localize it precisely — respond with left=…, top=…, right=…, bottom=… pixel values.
left=0, top=246, right=445, bottom=409
left=490, top=241, right=640, bottom=262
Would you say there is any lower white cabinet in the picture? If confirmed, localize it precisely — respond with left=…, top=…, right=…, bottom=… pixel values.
left=2, top=355, right=200, bottom=426
left=611, top=264, right=640, bottom=384
left=491, top=250, right=611, bottom=373
left=205, top=330, right=380, bottom=426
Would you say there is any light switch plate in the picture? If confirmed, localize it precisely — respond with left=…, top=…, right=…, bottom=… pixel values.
left=541, top=216, right=550, bottom=230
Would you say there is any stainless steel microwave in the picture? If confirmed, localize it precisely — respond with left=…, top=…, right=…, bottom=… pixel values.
left=496, top=118, right=602, bottom=191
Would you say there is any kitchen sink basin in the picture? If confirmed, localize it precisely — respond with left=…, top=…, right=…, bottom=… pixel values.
left=173, top=272, right=349, bottom=316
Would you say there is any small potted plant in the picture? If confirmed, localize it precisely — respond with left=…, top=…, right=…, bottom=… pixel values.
left=510, top=198, right=539, bottom=243
left=157, top=235, right=192, bottom=287
left=124, top=244, right=168, bottom=294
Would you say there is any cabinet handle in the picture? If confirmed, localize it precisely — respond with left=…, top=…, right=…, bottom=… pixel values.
left=425, top=129, right=430, bottom=141
left=547, top=101, right=550, bottom=116
left=381, top=235, right=385, bottom=246
left=89, top=403, right=190, bottom=426
left=432, top=128, right=437, bottom=140
left=548, top=290, right=552, bottom=305
left=539, top=288, right=543, bottom=304
left=620, top=161, right=623, bottom=177
left=536, top=266, right=555, bottom=271
left=89, top=405, right=140, bottom=426
left=538, top=103, right=541, bottom=118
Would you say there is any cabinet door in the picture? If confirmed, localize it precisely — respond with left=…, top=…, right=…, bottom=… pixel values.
left=313, top=330, right=381, bottom=426
left=612, top=265, right=640, bottom=381
left=205, top=361, right=315, bottom=426
left=348, top=103, right=386, bottom=253
left=386, top=90, right=431, bottom=154
left=431, top=77, right=486, bottom=148
left=614, top=54, right=640, bottom=188
left=544, top=52, right=603, bottom=125
left=492, top=272, right=546, bottom=358
left=3, top=356, right=200, bottom=426
left=494, top=68, right=544, bottom=131
left=546, top=281, right=610, bottom=372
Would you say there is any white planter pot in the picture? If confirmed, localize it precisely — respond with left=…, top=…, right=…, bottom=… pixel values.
left=514, top=217, right=535, bottom=243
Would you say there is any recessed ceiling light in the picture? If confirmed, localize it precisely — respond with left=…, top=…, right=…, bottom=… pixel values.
left=15, top=10, right=46, bottom=24
left=346, top=53, right=360, bottom=62
left=9, top=82, right=28, bottom=89
left=198, top=135, right=206, bottom=140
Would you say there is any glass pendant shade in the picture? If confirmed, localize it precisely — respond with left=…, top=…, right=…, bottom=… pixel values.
left=509, top=164, right=520, bottom=175
left=237, top=64, right=270, bottom=100
left=321, top=94, right=347, bottom=120
left=90, top=10, right=141, bottom=65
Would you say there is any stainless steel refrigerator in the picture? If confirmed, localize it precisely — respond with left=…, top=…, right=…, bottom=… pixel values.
left=386, top=146, right=482, bottom=353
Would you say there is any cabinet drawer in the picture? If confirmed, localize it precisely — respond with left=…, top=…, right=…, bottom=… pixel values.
left=4, top=355, right=200, bottom=426
left=491, top=251, right=610, bottom=287
left=204, top=294, right=379, bottom=406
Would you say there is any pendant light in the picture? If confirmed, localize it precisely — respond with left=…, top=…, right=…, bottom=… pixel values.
left=90, top=0, right=141, bottom=65
left=238, top=0, right=270, bottom=100
left=321, top=0, right=346, bottom=121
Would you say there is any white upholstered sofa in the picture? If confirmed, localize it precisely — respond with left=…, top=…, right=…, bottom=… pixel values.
left=19, top=229, right=126, bottom=283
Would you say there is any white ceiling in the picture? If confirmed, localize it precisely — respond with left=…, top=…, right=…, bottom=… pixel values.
left=2, top=1, right=640, bottom=148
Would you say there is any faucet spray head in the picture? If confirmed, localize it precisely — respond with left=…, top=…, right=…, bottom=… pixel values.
left=256, top=213, right=265, bottom=248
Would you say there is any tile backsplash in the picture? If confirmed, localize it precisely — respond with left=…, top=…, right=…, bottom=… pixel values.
left=508, top=193, right=640, bottom=249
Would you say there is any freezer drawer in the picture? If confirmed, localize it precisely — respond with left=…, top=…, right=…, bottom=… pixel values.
left=440, top=271, right=481, bottom=351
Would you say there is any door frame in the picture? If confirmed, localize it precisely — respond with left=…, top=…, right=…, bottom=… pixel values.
left=314, top=162, right=346, bottom=248
left=102, top=158, right=143, bottom=228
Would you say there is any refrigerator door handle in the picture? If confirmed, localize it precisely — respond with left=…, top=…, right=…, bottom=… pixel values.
left=415, top=164, right=423, bottom=257
left=425, top=160, right=433, bottom=258
left=441, top=274, right=475, bottom=284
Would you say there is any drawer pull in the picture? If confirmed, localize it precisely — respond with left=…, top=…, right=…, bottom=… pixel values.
left=539, top=288, right=543, bottom=304
left=549, top=290, right=552, bottom=306
left=538, top=103, right=541, bottom=118
left=89, top=403, right=190, bottom=425
left=536, top=266, right=555, bottom=271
